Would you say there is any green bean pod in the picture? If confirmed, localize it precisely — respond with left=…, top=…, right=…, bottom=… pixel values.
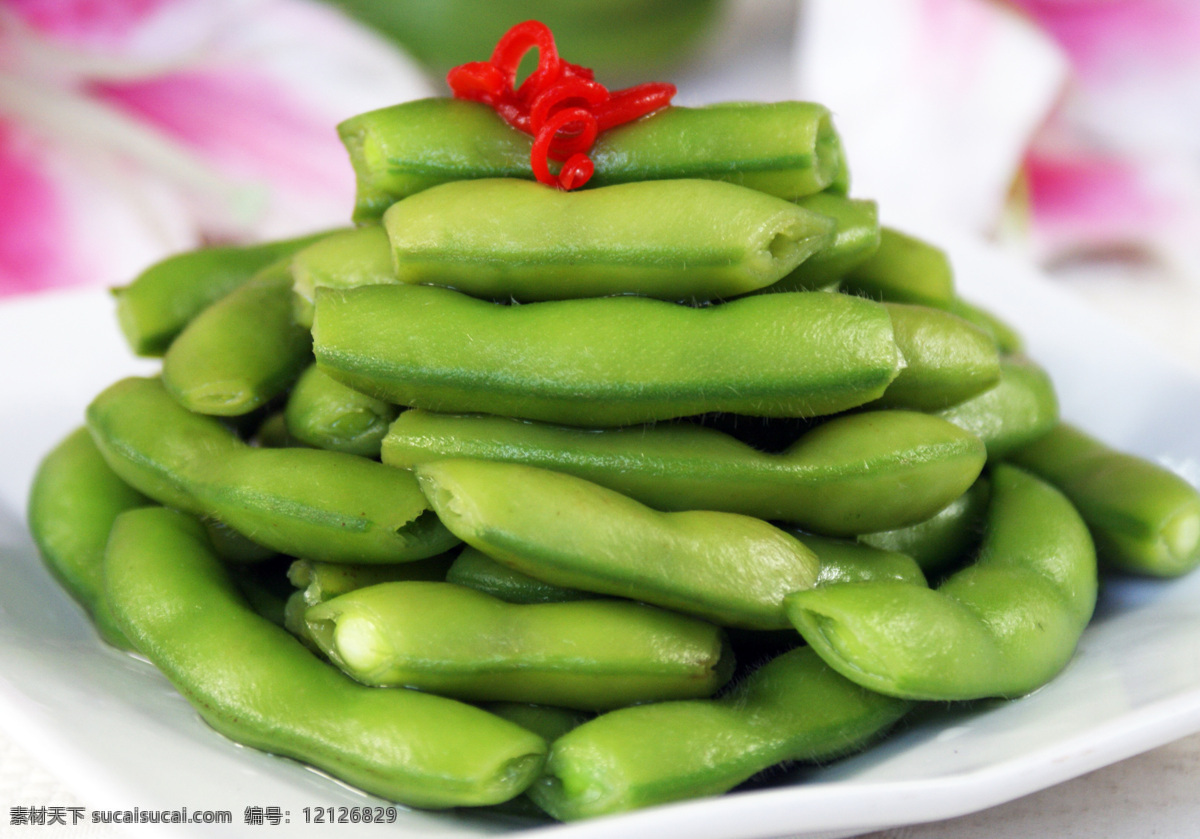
left=288, top=555, right=455, bottom=606
left=860, top=479, right=990, bottom=576
left=841, top=226, right=955, bottom=306
left=764, top=194, right=880, bottom=293
left=114, top=230, right=333, bottom=356
left=291, top=226, right=397, bottom=328
left=339, top=99, right=846, bottom=221
left=383, top=409, right=984, bottom=536
left=798, top=534, right=928, bottom=587
left=383, top=179, right=834, bottom=301
left=447, top=547, right=588, bottom=604
left=940, top=297, right=1023, bottom=355
left=875, top=303, right=1000, bottom=410
left=27, top=427, right=148, bottom=648
left=284, top=365, right=399, bottom=457
left=105, top=507, right=545, bottom=808
left=162, top=261, right=311, bottom=416
left=484, top=703, right=590, bottom=745
left=87, top=377, right=458, bottom=563
left=306, top=581, right=733, bottom=710
left=415, top=459, right=819, bottom=629
left=1011, top=423, right=1200, bottom=576
left=315, top=284, right=902, bottom=426
left=785, top=464, right=1097, bottom=699
left=528, top=647, right=911, bottom=820
left=937, top=355, right=1058, bottom=460
left=203, top=520, right=277, bottom=564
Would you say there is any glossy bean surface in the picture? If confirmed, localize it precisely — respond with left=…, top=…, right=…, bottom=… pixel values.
left=528, top=647, right=910, bottom=820
left=384, top=178, right=834, bottom=301
left=162, top=262, right=311, bottom=416
left=416, top=459, right=819, bottom=629
left=105, top=507, right=546, bottom=808
left=306, top=581, right=733, bottom=709
left=115, top=230, right=331, bottom=356
left=315, top=284, right=901, bottom=426
left=764, top=193, right=880, bottom=292
left=87, top=377, right=457, bottom=563
left=340, top=99, right=846, bottom=220
left=1011, top=423, right=1200, bottom=576
left=937, top=355, right=1058, bottom=460
left=285, top=364, right=399, bottom=457
left=786, top=464, right=1096, bottom=699
left=384, top=409, right=984, bottom=536
left=27, top=427, right=147, bottom=648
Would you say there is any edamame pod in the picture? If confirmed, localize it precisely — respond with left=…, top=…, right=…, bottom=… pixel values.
left=203, top=520, right=277, bottom=564
left=87, top=378, right=458, bottom=563
left=860, top=479, right=990, bottom=576
left=484, top=703, right=590, bottom=744
left=340, top=99, right=846, bottom=220
left=291, top=226, right=397, bottom=328
left=27, top=427, right=147, bottom=648
left=383, top=179, right=834, bottom=301
left=764, top=194, right=880, bottom=293
left=315, top=284, right=902, bottom=426
left=528, top=647, right=911, bottom=820
left=415, top=459, right=819, bottom=629
left=306, top=581, right=733, bottom=710
left=841, top=227, right=955, bottom=306
left=1010, top=423, right=1200, bottom=576
left=114, top=229, right=333, bottom=356
left=785, top=464, right=1097, bottom=699
left=937, top=355, right=1057, bottom=460
left=163, top=261, right=311, bottom=416
left=283, top=554, right=458, bottom=646
left=284, top=365, right=399, bottom=457
left=941, top=297, right=1023, bottom=355
left=875, top=303, right=1001, bottom=410
left=447, top=547, right=588, bottom=604
left=383, top=409, right=985, bottom=536
left=288, top=555, right=455, bottom=606
left=797, top=534, right=928, bottom=587
left=105, top=508, right=546, bottom=808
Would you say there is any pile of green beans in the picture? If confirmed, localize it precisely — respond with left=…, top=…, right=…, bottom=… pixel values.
left=27, top=93, right=1200, bottom=823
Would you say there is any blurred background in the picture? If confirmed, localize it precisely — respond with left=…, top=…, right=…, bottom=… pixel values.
left=1, top=0, right=1197, bottom=376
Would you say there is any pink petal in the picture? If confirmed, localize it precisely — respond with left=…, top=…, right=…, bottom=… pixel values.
left=5, top=0, right=170, bottom=47
left=1010, top=0, right=1200, bottom=79
left=0, top=120, right=78, bottom=296
left=88, top=70, right=347, bottom=197
left=1024, top=149, right=1172, bottom=252
left=795, top=0, right=1067, bottom=233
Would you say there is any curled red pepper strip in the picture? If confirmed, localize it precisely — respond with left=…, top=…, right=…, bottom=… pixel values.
left=445, top=61, right=508, bottom=102
left=490, top=21, right=562, bottom=102
left=558, top=154, right=594, bottom=191
left=530, top=77, right=608, bottom=137
left=595, top=82, right=677, bottom=131
left=531, top=108, right=597, bottom=188
left=447, top=20, right=674, bottom=190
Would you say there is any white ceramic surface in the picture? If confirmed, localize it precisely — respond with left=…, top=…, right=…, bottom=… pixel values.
left=1, top=231, right=1199, bottom=839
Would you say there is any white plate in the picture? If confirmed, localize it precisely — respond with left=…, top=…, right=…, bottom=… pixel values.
left=2, top=231, right=1199, bottom=839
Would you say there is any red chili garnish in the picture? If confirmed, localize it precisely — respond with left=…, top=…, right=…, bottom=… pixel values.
left=447, top=20, right=676, bottom=190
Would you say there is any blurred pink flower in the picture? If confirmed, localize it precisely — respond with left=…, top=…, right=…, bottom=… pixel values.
left=795, top=0, right=1200, bottom=270
left=1009, top=0, right=1200, bottom=267
left=0, top=0, right=432, bottom=297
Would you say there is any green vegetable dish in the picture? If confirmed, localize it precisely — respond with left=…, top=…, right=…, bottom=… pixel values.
left=26, top=22, right=1200, bottom=824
